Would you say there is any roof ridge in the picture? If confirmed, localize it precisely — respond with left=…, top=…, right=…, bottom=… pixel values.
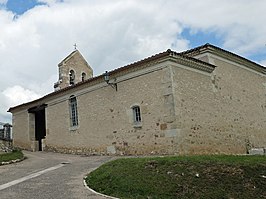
left=108, top=50, right=171, bottom=75
left=179, top=43, right=210, bottom=55
left=181, top=43, right=265, bottom=69
left=8, top=48, right=216, bottom=112
left=58, top=49, right=79, bottom=65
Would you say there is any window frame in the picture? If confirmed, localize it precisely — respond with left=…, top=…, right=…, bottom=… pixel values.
left=69, top=95, right=79, bottom=129
left=132, top=105, right=142, bottom=127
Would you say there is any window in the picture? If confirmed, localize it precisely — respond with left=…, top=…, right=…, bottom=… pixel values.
left=59, top=67, right=62, bottom=80
left=69, top=96, right=78, bottom=127
left=69, top=70, right=75, bottom=85
left=132, top=106, right=141, bottom=124
left=81, top=72, right=86, bottom=81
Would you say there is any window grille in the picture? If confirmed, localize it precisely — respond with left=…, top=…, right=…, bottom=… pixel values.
left=132, top=106, right=141, bottom=124
left=69, top=96, right=78, bottom=127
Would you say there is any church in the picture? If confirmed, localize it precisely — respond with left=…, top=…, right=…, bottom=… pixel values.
left=8, top=44, right=266, bottom=155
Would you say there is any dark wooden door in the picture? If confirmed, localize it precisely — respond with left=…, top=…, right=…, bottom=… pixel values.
left=34, top=109, right=46, bottom=151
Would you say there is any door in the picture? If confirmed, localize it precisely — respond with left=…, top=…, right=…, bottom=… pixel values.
left=35, top=109, right=46, bottom=151
left=28, top=104, right=47, bottom=151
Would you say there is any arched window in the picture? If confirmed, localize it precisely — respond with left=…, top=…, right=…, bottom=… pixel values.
left=81, top=72, right=86, bottom=81
left=69, top=95, right=78, bottom=127
left=69, top=70, right=75, bottom=85
left=132, top=106, right=141, bottom=124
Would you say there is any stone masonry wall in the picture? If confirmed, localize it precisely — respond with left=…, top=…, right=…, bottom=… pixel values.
left=0, top=139, right=12, bottom=152
left=57, top=51, right=93, bottom=89
left=45, top=64, right=181, bottom=155
left=211, top=58, right=266, bottom=151
left=11, top=53, right=266, bottom=155
left=12, top=110, right=32, bottom=150
left=172, top=57, right=266, bottom=154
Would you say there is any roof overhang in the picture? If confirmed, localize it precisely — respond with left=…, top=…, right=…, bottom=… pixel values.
left=8, top=48, right=216, bottom=113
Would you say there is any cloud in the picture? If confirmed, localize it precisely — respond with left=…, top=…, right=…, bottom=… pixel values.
left=0, top=0, right=266, bottom=122
left=3, top=85, right=40, bottom=106
left=260, top=60, right=266, bottom=67
left=172, top=0, right=266, bottom=55
left=0, top=85, right=41, bottom=122
left=0, top=0, right=7, bottom=5
left=37, top=0, right=63, bottom=6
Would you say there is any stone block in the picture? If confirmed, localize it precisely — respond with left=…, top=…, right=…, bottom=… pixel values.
left=107, top=145, right=116, bottom=154
left=41, top=139, right=46, bottom=151
left=249, top=148, right=265, bottom=155
left=160, top=123, right=167, bottom=130
left=31, top=141, right=39, bottom=152
left=163, top=116, right=175, bottom=123
left=165, top=129, right=180, bottom=138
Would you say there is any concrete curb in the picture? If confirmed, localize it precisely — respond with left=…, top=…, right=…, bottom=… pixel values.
left=83, top=179, right=119, bottom=199
left=0, top=156, right=26, bottom=166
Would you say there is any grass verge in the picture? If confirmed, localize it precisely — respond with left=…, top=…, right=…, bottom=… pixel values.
left=0, top=149, right=24, bottom=164
left=85, top=155, right=266, bottom=199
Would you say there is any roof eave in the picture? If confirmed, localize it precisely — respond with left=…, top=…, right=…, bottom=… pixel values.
left=8, top=49, right=216, bottom=113
left=182, top=43, right=266, bottom=74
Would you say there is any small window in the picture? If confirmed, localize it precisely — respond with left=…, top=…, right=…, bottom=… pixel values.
left=132, top=106, right=141, bottom=124
left=81, top=72, right=86, bottom=81
left=69, top=70, right=75, bottom=85
left=59, top=67, right=62, bottom=80
left=69, top=96, right=78, bottom=127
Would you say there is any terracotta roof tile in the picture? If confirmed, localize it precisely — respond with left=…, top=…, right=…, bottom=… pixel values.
left=181, top=43, right=265, bottom=71
left=7, top=48, right=216, bottom=112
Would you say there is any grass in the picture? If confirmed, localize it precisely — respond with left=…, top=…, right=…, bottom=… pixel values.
left=85, top=155, right=266, bottom=199
left=0, top=149, right=24, bottom=164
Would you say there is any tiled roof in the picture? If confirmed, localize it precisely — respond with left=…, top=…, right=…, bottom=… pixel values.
left=181, top=43, right=265, bottom=72
left=7, top=47, right=217, bottom=112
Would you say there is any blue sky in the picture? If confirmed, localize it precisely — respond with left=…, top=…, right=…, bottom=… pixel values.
left=182, top=28, right=266, bottom=63
left=181, top=28, right=224, bottom=48
left=0, top=0, right=266, bottom=122
left=6, top=0, right=45, bottom=15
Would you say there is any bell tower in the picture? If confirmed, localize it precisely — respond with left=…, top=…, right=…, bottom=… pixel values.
left=54, top=50, right=93, bottom=91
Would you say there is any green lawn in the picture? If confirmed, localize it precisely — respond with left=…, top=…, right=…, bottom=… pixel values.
left=0, top=150, right=24, bottom=164
left=86, top=155, right=266, bottom=199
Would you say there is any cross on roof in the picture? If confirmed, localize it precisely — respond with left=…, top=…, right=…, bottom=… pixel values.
left=74, top=43, right=77, bottom=50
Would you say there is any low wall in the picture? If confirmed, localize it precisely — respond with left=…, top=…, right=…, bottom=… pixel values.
left=0, top=139, right=13, bottom=153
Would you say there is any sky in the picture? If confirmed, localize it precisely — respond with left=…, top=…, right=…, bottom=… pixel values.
left=0, top=0, right=266, bottom=123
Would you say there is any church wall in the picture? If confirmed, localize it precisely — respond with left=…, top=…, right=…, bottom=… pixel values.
left=12, top=110, right=32, bottom=150
left=172, top=57, right=266, bottom=154
left=9, top=49, right=266, bottom=155
left=211, top=57, right=266, bottom=152
left=171, top=64, right=219, bottom=154
left=45, top=64, right=184, bottom=155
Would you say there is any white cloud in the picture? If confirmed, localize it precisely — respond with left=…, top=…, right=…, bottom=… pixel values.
left=171, top=0, right=266, bottom=55
left=3, top=85, right=41, bottom=106
left=0, top=85, right=41, bottom=122
left=0, top=0, right=266, bottom=122
left=37, top=0, right=57, bottom=3
left=260, top=60, right=266, bottom=67
left=0, top=0, right=7, bottom=5
left=37, top=0, right=63, bottom=6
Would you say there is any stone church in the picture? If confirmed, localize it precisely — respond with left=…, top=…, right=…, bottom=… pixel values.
left=8, top=44, right=266, bottom=155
